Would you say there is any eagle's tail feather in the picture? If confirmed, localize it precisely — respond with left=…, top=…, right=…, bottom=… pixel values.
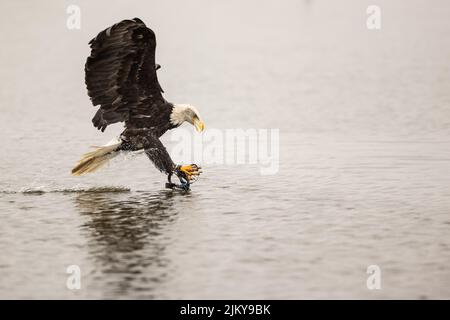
left=71, top=139, right=121, bottom=176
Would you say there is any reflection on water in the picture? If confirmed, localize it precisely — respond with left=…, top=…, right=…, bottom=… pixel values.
left=74, top=191, right=181, bottom=298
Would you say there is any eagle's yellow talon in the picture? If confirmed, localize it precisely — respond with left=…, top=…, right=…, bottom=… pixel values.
left=179, top=164, right=202, bottom=181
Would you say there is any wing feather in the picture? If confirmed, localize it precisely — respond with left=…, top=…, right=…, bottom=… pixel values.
left=85, top=18, right=165, bottom=131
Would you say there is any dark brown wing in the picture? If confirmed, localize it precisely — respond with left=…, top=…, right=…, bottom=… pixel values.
left=85, top=18, right=165, bottom=131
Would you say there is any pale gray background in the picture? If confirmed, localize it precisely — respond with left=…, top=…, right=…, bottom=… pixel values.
left=0, top=0, right=449, bottom=298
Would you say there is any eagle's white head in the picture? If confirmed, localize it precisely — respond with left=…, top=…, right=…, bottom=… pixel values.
left=170, top=104, right=205, bottom=132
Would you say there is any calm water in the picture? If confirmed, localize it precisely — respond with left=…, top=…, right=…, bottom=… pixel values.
left=0, top=0, right=449, bottom=299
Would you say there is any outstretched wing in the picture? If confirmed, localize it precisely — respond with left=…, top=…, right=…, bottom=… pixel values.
left=85, top=18, right=165, bottom=131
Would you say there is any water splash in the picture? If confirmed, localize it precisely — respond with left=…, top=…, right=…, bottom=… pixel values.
left=0, top=185, right=131, bottom=194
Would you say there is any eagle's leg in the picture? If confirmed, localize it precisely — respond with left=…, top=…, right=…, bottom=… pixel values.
left=165, top=172, right=181, bottom=190
left=165, top=164, right=201, bottom=190
left=165, top=168, right=190, bottom=190
left=141, top=134, right=201, bottom=190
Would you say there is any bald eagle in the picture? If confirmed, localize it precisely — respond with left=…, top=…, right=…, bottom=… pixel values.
left=71, top=18, right=204, bottom=189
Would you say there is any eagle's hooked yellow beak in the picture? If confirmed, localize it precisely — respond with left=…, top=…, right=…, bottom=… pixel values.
left=193, top=116, right=205, bottom=132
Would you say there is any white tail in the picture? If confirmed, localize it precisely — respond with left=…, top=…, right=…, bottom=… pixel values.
left=71, top=138, right=121, bottom=176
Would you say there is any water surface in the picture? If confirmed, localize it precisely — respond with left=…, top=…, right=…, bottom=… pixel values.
left=0, top=0, right=449, bottom=298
